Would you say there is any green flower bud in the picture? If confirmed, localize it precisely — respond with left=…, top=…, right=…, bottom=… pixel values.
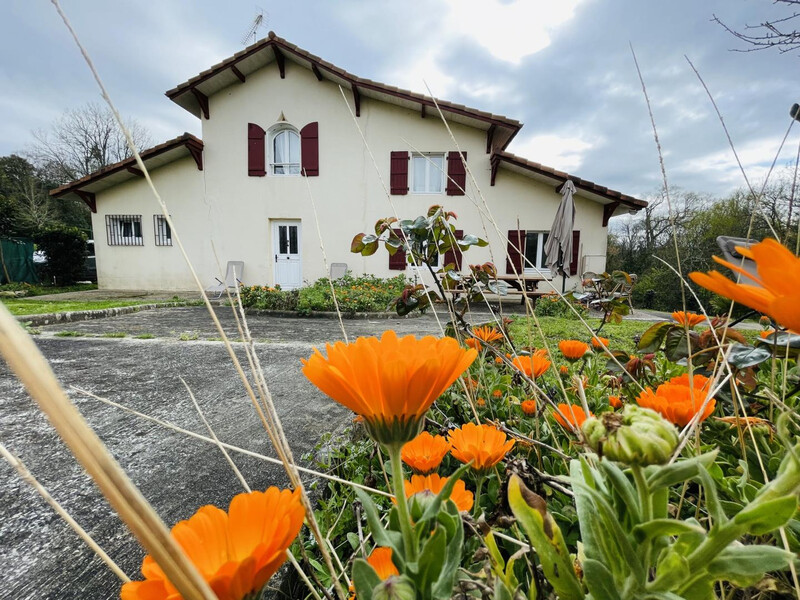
left=408, top=490, right=436, bottom=522
left=582, top=405, right=678, bottom=466
left=373, top=575, right=417, bottom=600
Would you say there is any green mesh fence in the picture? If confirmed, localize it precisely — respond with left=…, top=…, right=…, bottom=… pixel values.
left=0, top=238, right=39, bottom=284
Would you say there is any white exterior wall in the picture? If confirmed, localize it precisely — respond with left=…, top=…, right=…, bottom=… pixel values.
left=92, top=61, right=609, bottom=291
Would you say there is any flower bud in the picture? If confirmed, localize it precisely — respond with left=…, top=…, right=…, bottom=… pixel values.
left=408, top=490, right=436, bottom=522
left=582, top=405, right=678, bottom=465
left=373, top=576, right=417, bottom=600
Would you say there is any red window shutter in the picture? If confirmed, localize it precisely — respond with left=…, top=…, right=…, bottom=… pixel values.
left=444, top=229, right=464, bottom=270
left=300, top=122, right=319, bottom=176
left=248, top=123, right=266, bottom=176
left=388, top=228, right=407, bottom=270
left=390, top=151, right=409, bottom=195
left=570, top=230, right=581, bottom=275
left=506, top=229, right=525, bottom=274
left=446, top=151, right=467, bottom=196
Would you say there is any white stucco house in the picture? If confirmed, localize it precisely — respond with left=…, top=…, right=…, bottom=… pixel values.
left=51, top=32, right=646, bottom=292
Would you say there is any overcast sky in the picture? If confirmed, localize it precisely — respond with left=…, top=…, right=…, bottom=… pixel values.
left=1, top=0, right=798, bottom=200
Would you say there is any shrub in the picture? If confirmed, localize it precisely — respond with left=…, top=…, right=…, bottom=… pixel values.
left=534, top=292, right=587, bottom=318
left=34, top=227, right=87, bottom=285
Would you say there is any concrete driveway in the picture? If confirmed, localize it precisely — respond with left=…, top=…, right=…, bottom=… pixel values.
left=0, top=306, right=445, bottom=600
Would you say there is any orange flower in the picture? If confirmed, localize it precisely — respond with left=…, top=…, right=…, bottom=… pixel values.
left=448, top=423, right=515, bottom=473
left=760, top=329, right=775, bottom=339
left=521, top=399, right=537, bottom=416
left=689, top=238, right=800, bottom=333
left=553, top=403, right=592, bottom=428
left=609, top=395, right=623, bottom=409
left=672, top=311, right=706, bottom=328
left=121, top=488, right=304, bottom=600
left=511, top=354, right=551, bottom=378
left=591, top=336, right=610, bottom=350
left=492, top=389, right=503, bottom=399
left=533, top=348, right=549, bottom=359
left=302, top=331, right=476, bottom=446
left=465, top=338, right=482, bottom=352
left=559, top=340, right=590, bottom=361
left=462, top=376, right=480, bottom=391
left=494, top=356, right=504, bottom=365
left=472, top=325, right=504, bottom=344
left=367, top=547, right=399, bottom=580
left=559, top=365, right=570, bottom=376
left=403, top=473, right=474, bottom=512
left=476, top=397, right=486, bottom=407
left=401, top=431, right=451, bottom=474
left=636, top=373, right=716, bottom=427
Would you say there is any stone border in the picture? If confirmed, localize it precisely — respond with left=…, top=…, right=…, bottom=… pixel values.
left=15, top=302, right=194, bottom=327
left=244, top=308, right=422, bottom=320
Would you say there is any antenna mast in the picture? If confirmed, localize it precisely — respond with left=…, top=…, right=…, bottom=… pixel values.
left=240, top=9, right=267, bottom=46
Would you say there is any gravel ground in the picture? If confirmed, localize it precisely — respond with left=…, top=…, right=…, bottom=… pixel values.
left=0, top=306, right=449, bottom=600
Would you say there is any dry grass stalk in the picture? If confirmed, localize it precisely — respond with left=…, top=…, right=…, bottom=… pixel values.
left=0, top=441, right=131, bottom=583
left=0, top=303, right=215, bottom=599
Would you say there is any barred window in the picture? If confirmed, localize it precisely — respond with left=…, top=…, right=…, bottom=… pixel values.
left=106, top=215, right=143, bottom=246
left=153, top=215, right=172, bottom=246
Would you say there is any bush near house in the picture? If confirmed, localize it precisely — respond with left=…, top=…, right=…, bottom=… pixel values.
left=239, top=273, right=408, bottom=314
left=34, top=226, right=87, bottom=285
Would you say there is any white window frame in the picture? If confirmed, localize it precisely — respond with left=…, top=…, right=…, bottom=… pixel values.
left=153, top=215, right=172, bottom=247
left=106, top=215, right=143, bottom=246
left=268, top=124, right=301, bottom=176
left=411, top=153, right=445, bottom=194
left=523, top=231, right=549, bottom=272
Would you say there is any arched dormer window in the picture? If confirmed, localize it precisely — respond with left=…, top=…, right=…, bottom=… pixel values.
left=269, top=124, right=300, bottom=175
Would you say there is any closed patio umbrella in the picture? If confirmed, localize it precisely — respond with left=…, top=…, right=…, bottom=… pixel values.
left=544, top=179, right=576, bottom=292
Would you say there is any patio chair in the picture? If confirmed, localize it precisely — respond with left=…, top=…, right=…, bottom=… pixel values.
left=206, top=261, right=244, bottom=298
left=716, top=236, right=760, bottom=286
left=329, top=262, right=348, bottom=281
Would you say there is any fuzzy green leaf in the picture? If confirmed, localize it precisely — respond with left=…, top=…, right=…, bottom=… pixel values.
left=637, top=321, right=673, bottom=353
left=352, top=558, right=381, bottom=600
left=734, top=494, right=798, bottom=535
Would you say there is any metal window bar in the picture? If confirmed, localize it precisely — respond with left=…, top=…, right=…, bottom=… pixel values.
left=153, top=215, right=172, bottom=246
left=105, top=215, right=143, bottom=246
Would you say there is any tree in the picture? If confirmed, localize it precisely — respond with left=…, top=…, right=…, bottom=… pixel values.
left=713, top=1, right=800, bottom=56
left=28, top=102, right=151, bottom=184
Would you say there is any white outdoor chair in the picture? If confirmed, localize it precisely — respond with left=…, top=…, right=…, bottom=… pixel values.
left=206, top=261, right=244, bottom=298
left=330, top=262, right=348, bottom=281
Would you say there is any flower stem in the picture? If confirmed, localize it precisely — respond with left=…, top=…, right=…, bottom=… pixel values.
left=387, top=443, right=417, bottom=562
left=473, top=475, right=485, bottom=518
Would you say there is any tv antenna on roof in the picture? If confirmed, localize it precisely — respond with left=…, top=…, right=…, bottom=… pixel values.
left=240, top=9, right=267, bottom=46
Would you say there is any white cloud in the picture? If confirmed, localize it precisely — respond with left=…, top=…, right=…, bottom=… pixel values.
left=507, top=133, right=596, bottom=172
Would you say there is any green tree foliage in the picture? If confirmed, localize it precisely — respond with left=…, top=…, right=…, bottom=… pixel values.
left=608, top=180, right=798, bottom=312
left=34, top=227, right=87, bottom=285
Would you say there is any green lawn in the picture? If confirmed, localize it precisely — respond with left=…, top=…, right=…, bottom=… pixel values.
left=3, top=299, right=154, bottom=316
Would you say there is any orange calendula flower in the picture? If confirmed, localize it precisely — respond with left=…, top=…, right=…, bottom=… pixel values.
left=302, top=331, right=476, bottom=446
left=473, top=325, right=504, bottom=344
left=492, top=389, right=503, bottom=399
left=521, top=399, right=537, bottom=416
left=121, top=488, right=304, bottom=600
left=553, top=403, right=592, bottom=428
left=760, top=329, right=775, bottom=339
left=559, top=365, right=570, bottom=376
left=465, top=338, right=482, bottom=351
left=609, top=395, right=623, bottom=409
left=689, top=238, right=800, bottom=334
left=559, top=340, right=590, bottom=361
left=401, top=431, right=451, bottom=475
left=512, top=354, right=551, bottom=378
left=636, top=373, right=716, bottom=427
left=448, top=423, right=515, bottom=473
left=476, top=397, right=486, bottom=407
left=672, top=311, right=706, bottom=328
left=591, top=336, right=610, bottom=350
left=403, top=473, right=474, bottom=512
left=494, top=356, right=504, bottom=365
left=367, top=547, right=399, bottom=580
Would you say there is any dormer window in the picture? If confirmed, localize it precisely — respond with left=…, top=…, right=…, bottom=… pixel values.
left=269, top=125, right=300, bottom=175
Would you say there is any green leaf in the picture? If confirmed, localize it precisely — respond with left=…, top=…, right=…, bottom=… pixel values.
left=664, top=328, right=691, bottom=362
left=347, top=532, right=360, bottom=550
left=706, top=544, right=794, bottom=586
left=419, top=461, right=471, bottom=523
left=647, top=451, right=718, bottom=490
left=351, top=233, right=367, bottom=253
left=508, top=474, right=584, bottom=600
left=726, top=343, right=772, bottom=369
left=650, top=549, right=690, bottom=592
left=417, top=526, right=447, bottom=594
left=599, top=460, right=641, bottom=524
left=352, top=558, right=381, bottom=600
left=633, top=519, right=706, bottom=542
left=696, top=467, right=727, bottom=526
left=582, top=559, right=622, bottom=600
left=354, top=488, right=403, bottom=553
left=433, top=500, right=464, bottom=599
left=637, top=321, right=673, bottom=353
left=734, top=494, right=798, bottom=535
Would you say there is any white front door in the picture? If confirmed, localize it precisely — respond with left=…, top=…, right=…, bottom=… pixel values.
left=273, top=220, right=302, bottom=289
